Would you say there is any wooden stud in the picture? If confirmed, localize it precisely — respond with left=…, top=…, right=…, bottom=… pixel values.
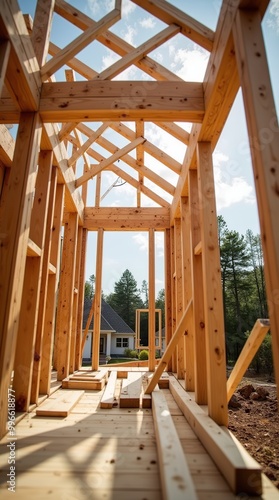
left=233, top=7, right=279, bottom=403
left=197, top=142, right=228, bottom=427
left=188, top=169, right=207, bottom=404
left=92, top=228, right=104, bottom=370
left=174, top=218, right=184, bottom=379
left=136, top=121, right=144, bottom=208
left=69, top=226, right=83, bottom=373
left=227, top=319, right=270, bottom=402
left=13, top=150, right=53, bottom=412
left=0, top=112, right=42, bottom=438
left=75, top=228, right=87, bottom=370
left=41, top=183, right=64, bottom=384
left=55, top=212, right=78, bottom=381
left=164, top=228, right=172, bottom=371
left=148, top=229, right=156, bottom=372
left=181, top=197, right=195, bottom=390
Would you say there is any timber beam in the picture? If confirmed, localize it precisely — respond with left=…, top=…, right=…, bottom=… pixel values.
left=170, top=0, right=270, bottom=221
left=39, top=81, right=204, bottom=122
left=0, top=0, right=41, bottom=111
left=84, top=207, right=170, bottom=231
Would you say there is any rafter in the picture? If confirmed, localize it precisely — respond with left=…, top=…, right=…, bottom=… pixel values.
left=68, top=123, right=110, bottom=167
left=130, top=0, right=214, bottom=52
left=41, top=7, right=121, bottom=81
left=75, top=137, right=146, bottom=188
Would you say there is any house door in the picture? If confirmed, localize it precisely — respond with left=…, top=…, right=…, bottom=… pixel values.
left=99, top=337, right=105, bottom=354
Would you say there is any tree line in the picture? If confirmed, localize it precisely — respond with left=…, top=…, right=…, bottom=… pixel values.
left=84, top=217, right=273, bottom=373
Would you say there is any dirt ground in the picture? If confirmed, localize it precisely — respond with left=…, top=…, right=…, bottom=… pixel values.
left=228, top=375, right=279, bottom=489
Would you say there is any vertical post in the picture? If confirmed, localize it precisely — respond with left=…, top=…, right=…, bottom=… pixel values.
left=174, top=218, right=184, bottom=379
left=13, top=150, right=53, bottom=411
left=0, top=41, right=11, bottom=95
left=75, top=228, right=88, bottom=369
left=0, top=112, right=42, bottom=438
left=181, top=196, right=194, bottom=390
left=148, top=228, right=156, bottom=371
left=189, top=169, right=207, bottom=404
left=39, top=182, right=64, bottom=395
left=164, top=228, right=172, bottom=369
left=55, top=212, right=78, bottom=380
left=197, top=141, right=228, bottom=426
left=92, top=228, right=104, bottom=370
left=170, top=226, right=177, bottom=373
left=69, top=226, right=83, bottom=373
left=233, top=8, right=279, bottom=402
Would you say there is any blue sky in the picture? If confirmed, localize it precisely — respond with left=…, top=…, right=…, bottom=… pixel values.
left=17, top=0, right=279, bottom=297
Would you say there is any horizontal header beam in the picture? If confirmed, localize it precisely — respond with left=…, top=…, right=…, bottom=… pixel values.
left=39, top=81, right=204, bottom=122
left=84, top=207, right=170, bottom=230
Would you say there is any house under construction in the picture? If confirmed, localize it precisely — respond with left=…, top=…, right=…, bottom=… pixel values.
left=0, top=0, right=279, bottom=498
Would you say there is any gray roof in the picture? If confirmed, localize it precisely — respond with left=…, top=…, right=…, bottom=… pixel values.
left=83, top=297, right=134, bottom=334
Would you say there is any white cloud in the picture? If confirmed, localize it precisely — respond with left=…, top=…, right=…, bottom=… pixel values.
left=172, top=48, right=209, bottom=81
left=123, top=25, right=137, bottom=45
left=133, top=233, right=148, bottom=252
left=213, top=150, right=255, bottom=209
left=87, top=0, right=135, bottom=18
left=121, top=0, right=136, bottom=18
left=267, top=0, right=279, bottom=32
left=140, top=17, right=156, bottom=29
left=101, top=51, right=120, bottom=71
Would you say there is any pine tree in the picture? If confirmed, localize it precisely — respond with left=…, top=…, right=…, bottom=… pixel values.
left=106, top=269, right=143, bottom=330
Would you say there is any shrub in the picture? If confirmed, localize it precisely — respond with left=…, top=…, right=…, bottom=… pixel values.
left=130, top=350, right=138, bottom=358
left=123, top=348, right=132, bottom=357
left=139, top=350, right=149, bottom=360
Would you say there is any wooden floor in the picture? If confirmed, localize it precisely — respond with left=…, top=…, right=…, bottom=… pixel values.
left=0, top=369, right=278, bottom=499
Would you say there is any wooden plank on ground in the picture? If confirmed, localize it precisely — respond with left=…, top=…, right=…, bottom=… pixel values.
left=62, top=377, right=105, bottom=391
left=120, top=372, right=142, bottom=408
left=152, top=389, right=198, bottom=500
left=100, top=371, right=118, bottom=409
left=169, top=376, right=262, bottom=495
left=36, top=390, right=84, bottom=417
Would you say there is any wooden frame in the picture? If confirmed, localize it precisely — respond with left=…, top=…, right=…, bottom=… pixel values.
left=0, top=1, right=278, bottom=496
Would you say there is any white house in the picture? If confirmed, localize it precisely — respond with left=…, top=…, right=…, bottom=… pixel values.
left=82, top=297, right=135, bottom=361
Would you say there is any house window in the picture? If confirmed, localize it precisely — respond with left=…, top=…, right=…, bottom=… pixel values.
left=116, top=338, right=129, bottom=348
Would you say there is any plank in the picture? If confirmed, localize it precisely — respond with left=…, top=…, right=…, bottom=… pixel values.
left=0, top=41, right=11, bottom=96
left=120, top=372, right=143, bottom=408
left=169, top=376, right=262, bottom=495
left=100, top=371, right=118, bottom=409
left=152, top=389, right=198, bottom=500
left=62, top=377, right=105, bottom=391
left=36, top=390, right=84, bottom=417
